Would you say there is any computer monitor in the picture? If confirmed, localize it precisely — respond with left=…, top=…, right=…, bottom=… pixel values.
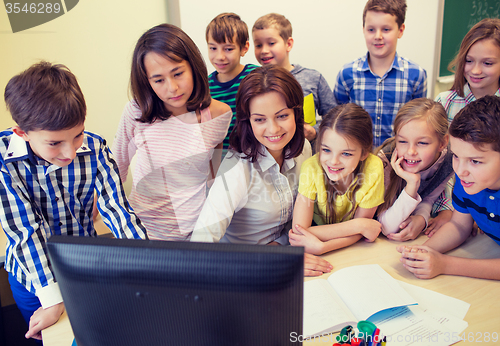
left=47, top=236, right=304, bottom=346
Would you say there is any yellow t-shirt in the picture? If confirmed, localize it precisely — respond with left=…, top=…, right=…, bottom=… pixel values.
left=298, top=153, right=384, bottom=225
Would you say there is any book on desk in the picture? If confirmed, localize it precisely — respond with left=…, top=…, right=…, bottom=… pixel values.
left=304, top=264, right=470, bottom=345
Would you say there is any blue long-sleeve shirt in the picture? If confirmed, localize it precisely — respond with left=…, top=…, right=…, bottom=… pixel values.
left=0, top=130, right=147, bottom=308
left=334, top=52, right=427, bottom=147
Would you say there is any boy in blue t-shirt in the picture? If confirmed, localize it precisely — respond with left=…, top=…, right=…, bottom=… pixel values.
left=252, top=13, right=336, bottom=143
left=0, top=62, right=147, bottom=341
left=206, top=13, right=258, bottom=154
left=398, top=95, right=500, bottom=280
left=334, top=0, right=427, bottom=146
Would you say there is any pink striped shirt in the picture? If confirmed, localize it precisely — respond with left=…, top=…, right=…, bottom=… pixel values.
left=112, top=101, right=231, bottom=240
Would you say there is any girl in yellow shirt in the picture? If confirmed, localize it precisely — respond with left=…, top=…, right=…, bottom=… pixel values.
left=289, top=103, right=384, bottom=255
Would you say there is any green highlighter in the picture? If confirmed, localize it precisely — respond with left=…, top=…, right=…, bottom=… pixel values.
left=357, top=320, right=377, bottom=340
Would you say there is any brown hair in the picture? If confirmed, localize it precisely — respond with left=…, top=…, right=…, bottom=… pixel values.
left=317, top=104, right=374, bottom=224
left=377, top=98, right=448, bottom=213
left=230, top=65, right=304, bottom=162
left=4, top=61, right=86, bottom=132
left=363, top=0, right=407, bottom=28
left=449, top=18, right=500, bottom=97
left=130, top=24, right=211, bottom=123
left=450, top=95, right=500, bottom=153
left=252, top=13, right=292, bottom=43
left=206, top=13, right=249, bottom=50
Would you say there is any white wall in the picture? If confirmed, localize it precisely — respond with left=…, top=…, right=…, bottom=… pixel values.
left=179, top=0, right=442, bottom=97
left=0, top=1, right=168, bottom=144
left=0, top=0, right=447, bottom=138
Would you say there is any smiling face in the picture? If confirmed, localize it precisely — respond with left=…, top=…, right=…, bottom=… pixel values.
left=319, top=128, right=367, bottom=188
left=464, top=38, right=500, bottom=99
left=363, top=10, right=404, bottom=64
left=144, top=52, right=194, bottom=116
left=252, top=27, right=293, bottom=70
left=207, top=34, right=249, bottom=82
left=450, top=136, right=500, bottom=194
left=249, top=91, right=296, bottom=163
left=395, top=117, right=447, bottom=174
left=13, top=123, right=85, bottom=167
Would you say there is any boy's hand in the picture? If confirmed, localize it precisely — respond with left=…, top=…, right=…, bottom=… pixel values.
left=387, top=215, right=425, bottom=241
left=425, top=210, right=452, bottom=237
left=397, top=245, right=445, bottom=279
left=26, top=302, right=65, bottom=340
left=304, top=253, right=333, bottom=277
left=289, top=224, right=324, bottom=255
left=304, top=124, right=317, bottom=141
left=390, top=149, right=421, bottom=198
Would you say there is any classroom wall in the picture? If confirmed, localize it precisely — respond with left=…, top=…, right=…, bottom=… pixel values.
left=0, top=0, right=453, bottom=154
left=1, top=0, right=448, bottom=142
left=179, top=0, right=443, bottom=98
left=0, top=1, right=168, bottom=145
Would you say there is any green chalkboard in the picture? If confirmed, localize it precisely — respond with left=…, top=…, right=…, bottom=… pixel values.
left=440, top=0, right=500, bottom=78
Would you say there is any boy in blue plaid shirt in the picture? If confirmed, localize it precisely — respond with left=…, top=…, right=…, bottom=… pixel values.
left=0, top=62, right=147, bottom=341
left=334, top=0, right=427, bottom=147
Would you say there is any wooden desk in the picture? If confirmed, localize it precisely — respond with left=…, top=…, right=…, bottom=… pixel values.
left=42, top=233, right=500, bottom=346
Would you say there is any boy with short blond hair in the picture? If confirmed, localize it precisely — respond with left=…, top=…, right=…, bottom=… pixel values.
left=399, top=95, right=500, bottom=280
left=1, top=61, right=147, bottom=340
left=334, top=0, right=427, bottom=146
left=252, top=13, right=336, bottom=142
left=206, top=12, right=258, bottom=153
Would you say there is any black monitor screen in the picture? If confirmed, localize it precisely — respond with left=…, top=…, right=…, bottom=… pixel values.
left=47, top=236, right=304, bottom=346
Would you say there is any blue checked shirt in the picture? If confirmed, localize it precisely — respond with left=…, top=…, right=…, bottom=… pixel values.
left=0, top=130, right=147, bottom=308
left=334, top=52, right=427, bottom=147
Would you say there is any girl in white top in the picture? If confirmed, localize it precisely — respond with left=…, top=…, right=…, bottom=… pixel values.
left=112, top=24, right=231, bottom=240
left=377, top=99, right=453, bottom=241
left=191, top=65, right=332, bottom=276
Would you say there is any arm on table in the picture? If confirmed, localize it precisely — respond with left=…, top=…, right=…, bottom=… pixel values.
left=287, top=193, right=333, bottom=274
left=397, top=210, right=500, bottom=279
left=26, top=303, right=65, bottom=340
left=289, top=193, right=380, bottom=255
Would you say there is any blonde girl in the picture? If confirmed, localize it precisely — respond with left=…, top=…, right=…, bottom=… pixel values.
left=289, top=104, right=384, bottom=255
left=377, top=98, right=453, bottom=241
left=112, top=24, right=232, bottom=240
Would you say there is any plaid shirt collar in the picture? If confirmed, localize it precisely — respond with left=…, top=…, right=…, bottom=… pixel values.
left=4, top=130, right=93, bottom=166
left=359, top=52, right=404, bottom=74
